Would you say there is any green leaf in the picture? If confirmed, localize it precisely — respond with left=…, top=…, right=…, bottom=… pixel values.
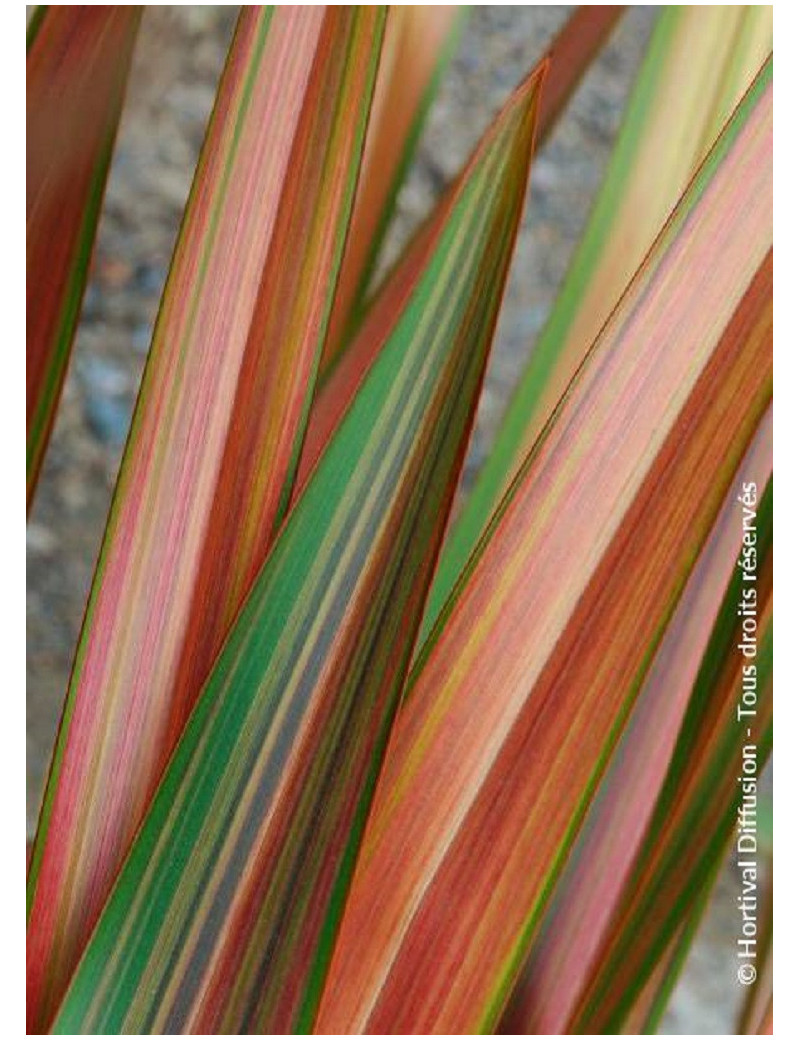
left=50, top=65, right=545, bottom=1035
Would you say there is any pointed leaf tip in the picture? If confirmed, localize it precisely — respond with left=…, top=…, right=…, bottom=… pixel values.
left=296, top=57, right=547, bottom=497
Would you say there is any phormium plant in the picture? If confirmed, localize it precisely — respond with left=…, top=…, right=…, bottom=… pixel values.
left=27, top=6, right=772, bottom=1034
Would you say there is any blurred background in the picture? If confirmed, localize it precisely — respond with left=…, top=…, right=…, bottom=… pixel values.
left=27, top=7, right=756, bottom=1033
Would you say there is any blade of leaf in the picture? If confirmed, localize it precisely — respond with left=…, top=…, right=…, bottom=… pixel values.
left=297, top=4, right=624, bottom=493
left=315, top=63, right=772, bottom=1035
left=50, top=66, right=546, bottom=1036
left=26, top=7, right=386, bottom=1030
left=500, top=423, right=771, bottom=1034
left=575, top=588, right=773, bottom=1032
left=512, top=850, right=722, bottom=1035
left=619, top=866, right=720, bottom=1035
left=320, top=4, right=625, bottom=368
left=321, top=5, right=462, bottom=363
left=294, top=203, right=444, bottom=496
left=26, top=6, right=141, bottom=509
left=535, top=5, right=623, bottom=139
left=423, top=5, right=773, bottom=638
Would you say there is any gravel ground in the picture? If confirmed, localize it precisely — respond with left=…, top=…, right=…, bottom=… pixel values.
left=27, top=7, right=750, bottom=1033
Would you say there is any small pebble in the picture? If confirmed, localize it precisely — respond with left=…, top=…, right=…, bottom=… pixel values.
left=26, top=524, right=57, bottom=555
left=132, top=323, right=154, bottom=356
left=84, top=395, right=133, bottom=447
left=134, top=263, right=167, bottom=296
left=96, top=256, right=133, bottom=289
left=78, top=356, right=131, bottom=398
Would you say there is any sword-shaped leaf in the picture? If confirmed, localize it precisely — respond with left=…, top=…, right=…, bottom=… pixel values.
left=26, top=6, right=141, bottom=508
left=315, top=62, right=772, bottom=1034
left=27, top=8, right=385, bottom=1030
left=423, top=5, right=773, bottom=637
left=617, top=871, right=720, bottom=1035
left=299, top=4, right=623, bottom=492
left=50, top=65, right=546, bottom=1035
left=502, top=424, right=771, bottom=1033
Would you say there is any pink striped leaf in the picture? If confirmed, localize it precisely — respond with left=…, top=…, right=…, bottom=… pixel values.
left=26, top=8, right=386, bottom=1030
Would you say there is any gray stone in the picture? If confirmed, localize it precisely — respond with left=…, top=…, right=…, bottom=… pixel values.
left=84, top=395, right=133, bottom=447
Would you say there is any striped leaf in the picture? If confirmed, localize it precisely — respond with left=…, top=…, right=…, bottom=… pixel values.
left=26, top=8, right=385, bottom=1030
left=294, top=202, right=443, bottom=496
left=614, top=864, right=721, bottom=1034
left=423, top=5, right=773, bottom=637
left=574, top=536, right=773, bottom=1030
left=299, top=5, right=623, bottom=492
left=502, top=417, right=772, bottom=1033
left=321, top=5, right=462, bottom=363
left=50, top=66, right=545, bottom=1035
left=581, top=613, right=773, bottom=1032
left=26, top=6, right=141, bottom=509
left=314, top=62, right=772, bottom=1034
left=320, top=4, right=624, bottom=369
